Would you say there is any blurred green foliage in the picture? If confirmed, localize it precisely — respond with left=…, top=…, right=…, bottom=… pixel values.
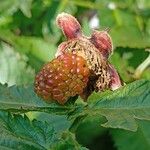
left=0, top=0, right=150, bottom=150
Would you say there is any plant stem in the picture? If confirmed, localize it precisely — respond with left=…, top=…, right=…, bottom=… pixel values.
left=134, top=52, right=150, bottom=79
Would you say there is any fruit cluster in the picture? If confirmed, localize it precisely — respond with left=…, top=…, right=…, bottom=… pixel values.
left=34, top=13, right=122, bottom=104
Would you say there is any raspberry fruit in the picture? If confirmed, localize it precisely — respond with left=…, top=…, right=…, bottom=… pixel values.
left=34, top=12, right=123, bottom=104
left=34, top=53, right=90, bottom=104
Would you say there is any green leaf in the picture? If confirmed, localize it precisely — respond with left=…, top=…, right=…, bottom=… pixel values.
left=14, top=36, right=56, bottom=62
left=111, top=120, right=150, bottom=150
left=0, top=83, right=76, bottom=114
left=0, top=30, right=56, bottom=62
left=0, top=80, right=150, bottom=132
left=99, top=7, right=150, bottom=48
left=0, top=42, right=35, bottom=86
left=74, top=116, right=106, bottom=146
left=146, top=19, right=150, bottom=35
left=51, top=131, right=88, bottom=150
left=0, top=0, right=33, bottom=17
left=18, top=0, right=33, bottom=18
left=88, top=80, right=150, bottom=131
left=0, top=111, right=86, bottom=150
left=26, top=112, right=71, bottom=132
left=0, top=0, right=19, bottom=16
left=0, top=111, right=53, bottom=150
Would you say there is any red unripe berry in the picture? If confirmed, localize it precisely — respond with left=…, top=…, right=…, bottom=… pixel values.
left=34, top=53, right=90, bottom=104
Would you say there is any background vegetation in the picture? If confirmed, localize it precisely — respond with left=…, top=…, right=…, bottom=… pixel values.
left=0, top=0, right=150, bottom=150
